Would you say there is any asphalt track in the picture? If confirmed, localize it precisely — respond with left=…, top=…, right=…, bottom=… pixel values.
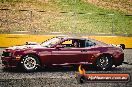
left=0, top=48, right=132, bottom=87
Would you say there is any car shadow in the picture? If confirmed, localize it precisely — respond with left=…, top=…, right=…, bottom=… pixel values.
left=2, top=65, right=125, bottom=73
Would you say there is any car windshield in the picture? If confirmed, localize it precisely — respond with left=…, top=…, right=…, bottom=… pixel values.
left=41, top=37, right=61, bottom=47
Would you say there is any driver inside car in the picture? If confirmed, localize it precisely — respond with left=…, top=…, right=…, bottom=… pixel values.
left=72, top=40, right=79, bottom=47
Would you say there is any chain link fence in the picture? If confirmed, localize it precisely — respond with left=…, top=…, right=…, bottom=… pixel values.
left=0, top=9, right=131, bottom=35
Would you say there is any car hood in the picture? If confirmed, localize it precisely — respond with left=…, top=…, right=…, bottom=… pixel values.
left=7, top=42, right=46, bottom=50
left=7, top=45, right=45, bottom=50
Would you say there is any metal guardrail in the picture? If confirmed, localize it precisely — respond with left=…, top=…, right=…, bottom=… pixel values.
left=0, top=8, right=131, bottom=15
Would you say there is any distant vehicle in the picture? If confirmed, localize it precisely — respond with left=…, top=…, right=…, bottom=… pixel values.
left=1, top=36, right=125, bottom=72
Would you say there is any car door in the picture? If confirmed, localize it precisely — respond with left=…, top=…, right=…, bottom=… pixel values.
left=84, top=40, right=99, bottom=64
left=51, top=39, right=88, bottom=65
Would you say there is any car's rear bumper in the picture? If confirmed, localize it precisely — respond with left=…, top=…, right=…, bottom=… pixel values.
left=114, top=53, right=124, bottom=66
left=1, top=56, right=19, bottom=68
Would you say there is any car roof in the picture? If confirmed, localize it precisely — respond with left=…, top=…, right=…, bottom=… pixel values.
left=56, top=36, right=87, bottom=40
left=56, top=36, right=108, bottom=45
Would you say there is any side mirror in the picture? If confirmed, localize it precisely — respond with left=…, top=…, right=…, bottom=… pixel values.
left=55, top=45, right=64, bottom=49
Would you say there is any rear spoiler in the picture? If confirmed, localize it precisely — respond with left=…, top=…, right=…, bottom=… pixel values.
left=119, top=44, right=125, bottom=50
left=111, top=44, right=125, bottom=50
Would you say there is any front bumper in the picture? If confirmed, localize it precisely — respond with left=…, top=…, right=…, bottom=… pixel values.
left=1, top=56, right=20, bottom=68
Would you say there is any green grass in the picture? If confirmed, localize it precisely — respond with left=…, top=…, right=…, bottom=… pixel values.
left=53, top=0, right=132, bottom=34
left=0, top=0, right=131, bottom=34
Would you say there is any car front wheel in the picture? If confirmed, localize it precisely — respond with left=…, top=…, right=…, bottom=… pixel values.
left=96, top=55, right=113, bottom=70
left=21, top=54, right=40, bottom=72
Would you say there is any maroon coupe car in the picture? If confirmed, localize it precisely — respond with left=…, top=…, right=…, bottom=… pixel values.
left=1, top=36, right=125, bottom=72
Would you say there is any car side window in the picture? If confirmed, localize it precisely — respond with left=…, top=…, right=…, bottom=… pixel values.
left=61, top=39, right=73, bottom=48
left=61, top=39, right=84, bottom=48
left=85, top=40, right=96, bottom=47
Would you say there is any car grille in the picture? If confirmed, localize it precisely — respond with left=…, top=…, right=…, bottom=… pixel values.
left=2, top=52, right=12, bottom=57
left=2, top=61, right=8, bottom=65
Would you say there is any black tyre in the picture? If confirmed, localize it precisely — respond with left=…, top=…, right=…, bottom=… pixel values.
left=21, top=54, right=40, bottom=72
left=96, top=55, right=113, bottom=70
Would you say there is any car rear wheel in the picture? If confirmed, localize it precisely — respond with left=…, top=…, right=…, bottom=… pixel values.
left=96, top=55, right=113, bottom=70
left=21, top=54, right=40, bottom=72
